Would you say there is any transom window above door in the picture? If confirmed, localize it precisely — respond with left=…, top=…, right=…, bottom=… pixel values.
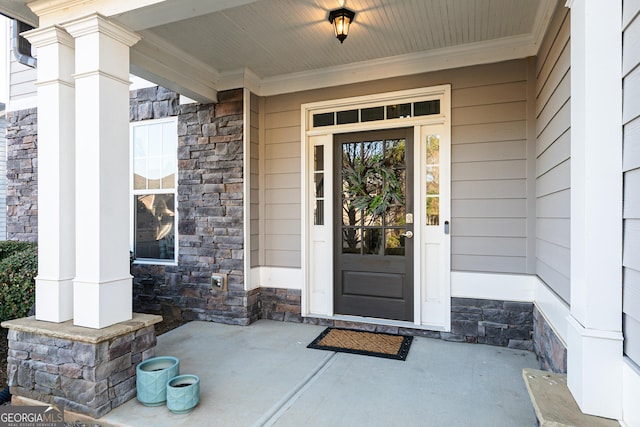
left=312, top=99, right=440, bottom=128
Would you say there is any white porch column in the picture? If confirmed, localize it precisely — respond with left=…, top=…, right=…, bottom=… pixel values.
left=567, top=0, right=623, bottom=419
left=24, top=26, right=75, bottom=323
left=63, top=14, right=140, bottom=329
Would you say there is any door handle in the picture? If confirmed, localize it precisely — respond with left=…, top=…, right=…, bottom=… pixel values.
left=401, top=231, right=414, bottom=239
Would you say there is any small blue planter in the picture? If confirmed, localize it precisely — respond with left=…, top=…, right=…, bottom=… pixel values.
left=166, top=374, right=200, bottom=414
left=136, top=356, right=180, bottom=406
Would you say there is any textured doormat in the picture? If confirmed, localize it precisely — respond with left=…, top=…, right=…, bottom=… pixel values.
left=307, top=327, right=413, bottom=361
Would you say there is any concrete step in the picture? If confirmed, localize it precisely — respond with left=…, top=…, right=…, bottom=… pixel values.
left=522, top=368, right=620, bottom=427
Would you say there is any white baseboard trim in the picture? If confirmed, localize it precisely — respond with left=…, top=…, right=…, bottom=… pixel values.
left=7, top=96, right=37, bottom=112
left=255, top=271, right=552, bottom=305
left=450, top=271, right=535, bottom=302
left=623, top=358, right=640, bottom=427
left=534, top=277, right=570, bottom=345
left=251, top=267, right=302, bottom=290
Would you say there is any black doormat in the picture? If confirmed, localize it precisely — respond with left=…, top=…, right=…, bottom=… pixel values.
left=307, top=327, right=413, bottom=361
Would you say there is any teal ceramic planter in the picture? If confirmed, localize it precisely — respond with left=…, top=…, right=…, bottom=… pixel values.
left=166, top=374, right=200, bottom=414
left=136, top=356, right=180, bottom=406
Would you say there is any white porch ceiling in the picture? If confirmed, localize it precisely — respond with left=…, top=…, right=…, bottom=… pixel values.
left=149, top=0, right=545, bottom=78
left=3, top=0, right=558, bottom=100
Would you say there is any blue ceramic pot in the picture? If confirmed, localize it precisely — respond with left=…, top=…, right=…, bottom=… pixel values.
left=136, top=356, right=180, bottom=406
left=166, top=374, right=200, bottom=414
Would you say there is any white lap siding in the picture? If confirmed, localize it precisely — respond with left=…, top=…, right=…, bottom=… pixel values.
left=623, top=0, right=640, bottom=367
left=535, top=3, right=571, bottom=303
left=261, top=59, right=534, bottom=274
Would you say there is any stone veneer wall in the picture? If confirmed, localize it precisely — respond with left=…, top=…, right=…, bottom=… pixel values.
left=4, top=87, right=258, bottom=326
left=131, top=87, right=260, bottom=325
left=271, top=295, right=534, bottom=349
left=6, top=320, right=158, bottom=418
left=449, top=298, right=533, bottom=348
left=5, top=108, right=37, bottom=242
left=532, top=305, right=567, bottom=373
left=261, top=288, right=302, bottom=323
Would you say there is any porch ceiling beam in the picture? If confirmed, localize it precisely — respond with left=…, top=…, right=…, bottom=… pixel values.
left=110, top=0, right=261, bottom=31
left=0, top=3, right=38, bottom=27
left=27, top=0, right=260, bottom=30
left=130, top=30, right=218, bottom=104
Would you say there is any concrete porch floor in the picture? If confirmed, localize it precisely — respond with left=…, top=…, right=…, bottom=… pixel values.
left=95, top=320, right=537, bottom=427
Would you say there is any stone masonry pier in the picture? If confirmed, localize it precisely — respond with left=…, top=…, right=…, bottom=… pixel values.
left=2, top=313, right=162, bottom=418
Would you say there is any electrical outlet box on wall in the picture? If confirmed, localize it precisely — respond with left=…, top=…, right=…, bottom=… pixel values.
left=211, top=273, right=227, bottom=292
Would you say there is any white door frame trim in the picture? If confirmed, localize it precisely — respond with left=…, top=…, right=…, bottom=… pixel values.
left=300, top=85, right=452, bottom=329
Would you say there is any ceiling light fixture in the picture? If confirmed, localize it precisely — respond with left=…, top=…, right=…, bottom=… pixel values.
left=328, top=7, right=356, bottom=44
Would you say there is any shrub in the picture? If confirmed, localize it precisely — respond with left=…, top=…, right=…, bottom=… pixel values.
left=0, top=241, right=35, bottom=262
left=0, top=242, right=37, bottom=322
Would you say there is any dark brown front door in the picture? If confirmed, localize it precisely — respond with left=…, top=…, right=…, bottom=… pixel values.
left=334, top=128, right=414, bottom=321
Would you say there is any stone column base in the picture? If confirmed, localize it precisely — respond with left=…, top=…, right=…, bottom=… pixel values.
left=2, top=313, right=162, bottom=418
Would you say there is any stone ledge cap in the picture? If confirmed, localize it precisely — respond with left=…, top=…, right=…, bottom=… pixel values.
left=522, top=368, right=619, bottom=427
left=1, top=313, right=163, bottom=344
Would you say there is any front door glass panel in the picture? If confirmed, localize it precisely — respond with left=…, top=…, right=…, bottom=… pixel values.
left=340, top=137, right=407, bottom=256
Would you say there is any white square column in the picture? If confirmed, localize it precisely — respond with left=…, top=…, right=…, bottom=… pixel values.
left=63, top=15, right=141, bottom=329
left=23, top=26, right=76, bottom=323
left=567, top=0, right=623, bottom=419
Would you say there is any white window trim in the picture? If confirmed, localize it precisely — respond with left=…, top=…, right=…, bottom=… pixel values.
left=129, top=116, right=179, bottom=265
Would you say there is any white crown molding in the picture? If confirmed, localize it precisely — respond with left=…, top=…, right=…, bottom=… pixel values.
left=22, top=25, right=73, bottom=48
left=27, top=0, right=162, bottom=28
left=151, top=31, right=539, bottom=100
left=216, top=67, right=261, bottom=94
left=217, top=33, right=538, bottom=97
left=532, top=0, right=559, bottom=51
left=28, top=0, right=93, bottom=16
left=62, top=14, right=140, bottom=47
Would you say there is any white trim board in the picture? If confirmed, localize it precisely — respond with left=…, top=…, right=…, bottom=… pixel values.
left=534, top=276, right=570, bottom=345
left=251, top=266, right=302, bottom=290
left=242, top=88, right=252, bottom=292
left=451, top=271, right=535, bottom=302
left=7, top=96, right=37, bottom=112
left=623, top=358, right=640, bottom=427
